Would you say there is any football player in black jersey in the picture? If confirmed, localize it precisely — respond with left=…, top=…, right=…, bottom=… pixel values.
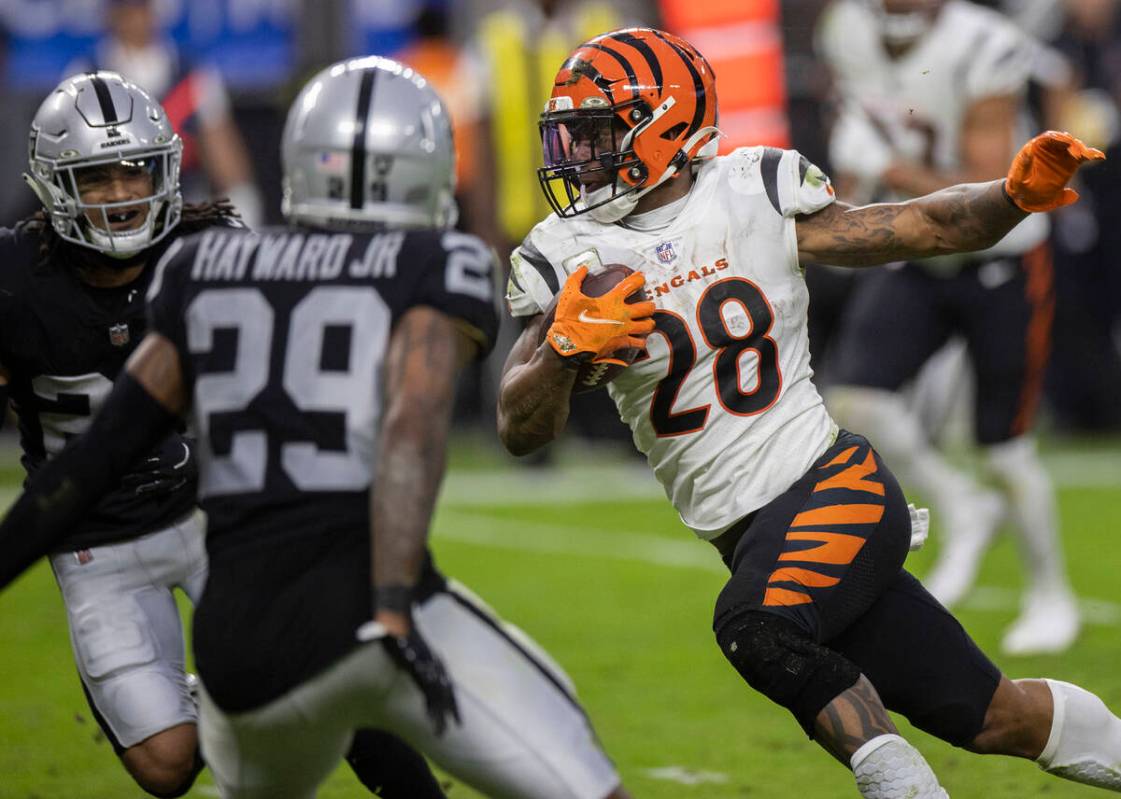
left=0, top=70, right=229, bottom=798
left=0, top=59, right=629, bottom=799
left=2, top=71, right=451, bottom=799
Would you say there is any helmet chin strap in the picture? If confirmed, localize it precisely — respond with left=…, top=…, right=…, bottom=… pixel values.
left=586, top=124, right=721, bottom=224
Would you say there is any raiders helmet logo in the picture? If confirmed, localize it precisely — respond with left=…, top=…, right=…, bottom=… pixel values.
left=108, top=323, right=130, bottom=347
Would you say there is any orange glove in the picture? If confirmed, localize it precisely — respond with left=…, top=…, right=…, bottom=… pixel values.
left=547, top=266, right=656, bottom=366
left=1005, top=131, right=1105, bottom=212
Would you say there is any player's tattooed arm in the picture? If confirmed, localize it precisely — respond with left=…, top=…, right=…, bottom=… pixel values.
left=813, top=675, right=899, bottom=766
left=371, top=306, right=474, bottom=627
left=497, top=314, right=579, bottom=456
left=795, top=179, right=1027, bottom=267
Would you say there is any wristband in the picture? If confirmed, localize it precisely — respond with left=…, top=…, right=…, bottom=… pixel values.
left=1000, top=179, right=1020, bottom=209
left=374, top=585, right=415, bottom=615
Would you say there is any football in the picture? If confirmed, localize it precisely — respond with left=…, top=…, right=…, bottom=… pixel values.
left=542, top=264, right=647, bottom=393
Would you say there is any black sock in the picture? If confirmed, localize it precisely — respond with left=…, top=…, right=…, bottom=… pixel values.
left=345, top=729, right=448, bottom=798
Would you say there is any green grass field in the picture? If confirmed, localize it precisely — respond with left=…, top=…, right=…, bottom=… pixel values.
left=1, top=438, right=1119, bottom=798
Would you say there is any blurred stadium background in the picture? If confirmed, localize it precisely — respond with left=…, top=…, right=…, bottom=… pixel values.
left=0, top=0, right=1119, bottom=796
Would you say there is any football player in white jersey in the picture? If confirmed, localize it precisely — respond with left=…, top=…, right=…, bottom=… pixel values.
left=818, top=0, right=1081, bottom=656
left=498, top=27, right=1120, bottom=798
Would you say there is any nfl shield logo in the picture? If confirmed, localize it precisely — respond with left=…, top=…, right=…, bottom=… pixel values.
left=108, top=323, right=130, bottom=347
left=655, top=241, right=677, bottom=264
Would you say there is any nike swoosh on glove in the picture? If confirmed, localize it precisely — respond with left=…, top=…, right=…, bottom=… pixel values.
left=546, top=266, right=656, bottom=366
left=120, top=437, right=196, bottom=497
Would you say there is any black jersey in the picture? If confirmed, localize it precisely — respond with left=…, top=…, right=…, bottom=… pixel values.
left=146, top=225, right=499, bottom=712
left=0, top=221, right=216, bottom=551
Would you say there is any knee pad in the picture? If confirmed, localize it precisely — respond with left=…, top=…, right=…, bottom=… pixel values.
left=715, top=610, right=861, bottom=736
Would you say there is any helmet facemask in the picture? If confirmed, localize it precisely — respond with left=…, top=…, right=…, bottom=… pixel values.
left=28, top=149, right=181, bottom=258
left=538, top=98, right=649, bottom=222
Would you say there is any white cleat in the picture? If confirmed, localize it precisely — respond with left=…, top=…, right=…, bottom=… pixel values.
left=1001, top=589, right=1081, bottom=656
left=922, top=489, right=1004, bottom=608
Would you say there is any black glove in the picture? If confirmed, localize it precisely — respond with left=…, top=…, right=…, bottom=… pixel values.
left=358, top=620, right=461, bottom=736
left=383, top=627, right=461, bottom=736
left=120, top=437, right=196, bottom=497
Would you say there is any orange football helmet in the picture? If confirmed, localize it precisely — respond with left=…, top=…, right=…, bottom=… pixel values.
left=538, top=27, right=721, bottom=223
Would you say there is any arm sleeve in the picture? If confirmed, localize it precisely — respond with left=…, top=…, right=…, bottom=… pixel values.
left=412, top=231, right=501, bottom=359
left=0, top=373, right=178, bottom=590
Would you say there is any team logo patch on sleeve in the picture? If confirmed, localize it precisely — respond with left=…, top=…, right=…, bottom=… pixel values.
left=804, top=164, right=835, bottom=196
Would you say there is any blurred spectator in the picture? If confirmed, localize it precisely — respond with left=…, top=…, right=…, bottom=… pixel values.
left=392, top=5, right=489, bottom=239
left=67, top=0, right=265, bottom=227
left=470, top=0, right=641, bottom=255
left=350, top=0, right=431, bottom=55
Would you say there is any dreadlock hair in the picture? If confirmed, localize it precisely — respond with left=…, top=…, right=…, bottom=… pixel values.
left=21, top=199, right=242, bottom=271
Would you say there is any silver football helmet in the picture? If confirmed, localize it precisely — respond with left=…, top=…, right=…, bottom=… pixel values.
left=282, top=56, right=457, bottom=231
left=25, top=71, right=182, bottom=258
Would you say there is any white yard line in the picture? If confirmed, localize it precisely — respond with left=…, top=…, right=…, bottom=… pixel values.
left=440, top=449, right=1121, bottom=509
left=440, top=462, right=665, bottom=506
left=435, top=509, right=1121, bottom=627
left=642, top=766, right=731, bottom=786
left=1040, top=451, right=1121, bottom=488
left=435, top=509, right=724, bottom=573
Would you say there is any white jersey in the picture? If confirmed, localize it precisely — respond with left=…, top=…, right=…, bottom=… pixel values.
left=507, top=147, right=839, bottom=539
left=818, top=0, right=1048, bottom=258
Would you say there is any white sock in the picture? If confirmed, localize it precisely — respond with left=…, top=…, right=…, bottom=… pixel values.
left=851, top=734, right=949, bottom=798
left=1038, top=680, right=1121, bottom=790
left=827, top=387, right=980, bottom=509
left=984, top=438, right=1071, bottom=597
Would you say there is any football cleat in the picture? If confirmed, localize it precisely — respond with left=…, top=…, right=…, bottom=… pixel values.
left=1001, top=588, right=1081, bottom=656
